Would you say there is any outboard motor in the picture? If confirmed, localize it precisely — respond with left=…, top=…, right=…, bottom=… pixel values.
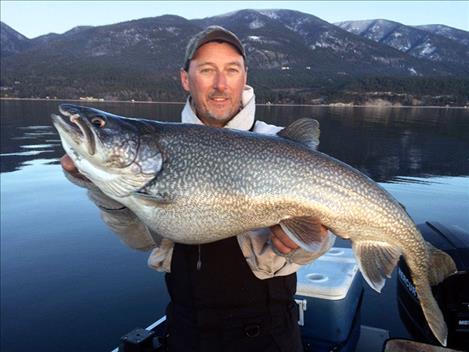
left=397, top=221, right=469, bottom=350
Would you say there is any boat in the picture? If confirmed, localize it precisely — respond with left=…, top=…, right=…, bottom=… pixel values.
left=112, top=221, right=469, bottom=352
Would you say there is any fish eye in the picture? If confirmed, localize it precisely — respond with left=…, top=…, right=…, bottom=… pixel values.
left=91, top=116, right=106, bottom=128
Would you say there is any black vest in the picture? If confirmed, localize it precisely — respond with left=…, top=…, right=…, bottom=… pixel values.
left=165, top=236, right=297, bottom=310
left=164, top=237, right=302, bottom=351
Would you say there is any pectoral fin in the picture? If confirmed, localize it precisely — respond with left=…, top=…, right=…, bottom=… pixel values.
left=133, top=189, right=174, bottom=206
left=279, top=216, right=325, bottom=252
left=352, top=241, right=402, bottom=293
left=97, top=173, right=155, bottom=198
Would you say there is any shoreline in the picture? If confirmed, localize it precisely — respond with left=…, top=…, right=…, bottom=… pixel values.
left=1, top=97, right=467, bottom=109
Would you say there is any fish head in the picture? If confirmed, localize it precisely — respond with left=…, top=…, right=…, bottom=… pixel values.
left=52, top=104, right=163, bottom=198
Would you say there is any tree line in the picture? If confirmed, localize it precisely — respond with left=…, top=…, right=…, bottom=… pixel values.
left=1, top=71, right=468, bottom=106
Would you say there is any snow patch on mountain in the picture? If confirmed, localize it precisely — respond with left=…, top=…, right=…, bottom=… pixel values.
left=257, top=9, right=281, bottom=20
left=335, top=19, right=374, bottom=34
left=415, top=24, right=469, bottom=47
left=165, top=26, right=180, bottom=34
left=337, top=19, right=469, bottom=66
left=408, top=67, right=417, bottom=75
left=249, top=19, right=265, bottom=29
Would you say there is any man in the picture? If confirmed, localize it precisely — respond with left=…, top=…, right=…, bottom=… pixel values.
left=61, top=26, right=334, bottom=352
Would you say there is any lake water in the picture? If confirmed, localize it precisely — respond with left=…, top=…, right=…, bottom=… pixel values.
left=1, top=100, right=469, bottom=352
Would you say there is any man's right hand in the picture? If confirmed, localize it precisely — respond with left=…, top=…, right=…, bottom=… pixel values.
left=60, top=154, right=77, bottom=172
left=60, top=154, right=91, bottom=182
left=60, top=154, right=89, bottom=181
left=60, top=155, right=155, bottom=251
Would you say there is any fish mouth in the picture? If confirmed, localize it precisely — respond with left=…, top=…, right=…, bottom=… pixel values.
left=51, top=106, right=96, bottom=156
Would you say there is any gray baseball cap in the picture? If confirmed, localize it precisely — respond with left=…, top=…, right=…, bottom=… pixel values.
left=183, top=25, right=246, bottom=71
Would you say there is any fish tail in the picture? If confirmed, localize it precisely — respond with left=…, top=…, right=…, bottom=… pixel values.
left=414, top=280, right=447, bottom=346
left=413, top=242, right=456, bottom=346
left=405, top=243, right=449, bottom=347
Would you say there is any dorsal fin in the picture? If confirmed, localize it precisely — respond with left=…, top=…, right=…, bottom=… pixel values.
left=277, top=118, right=320, bottom=149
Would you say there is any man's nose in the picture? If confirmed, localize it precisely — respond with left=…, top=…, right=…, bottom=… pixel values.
left=213, top=72, right=227, bottom=91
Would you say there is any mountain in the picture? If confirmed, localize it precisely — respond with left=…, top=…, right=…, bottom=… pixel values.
left=31, top=32, right=61, bottom=45
left=335, top=19, right=469, bottom=67
left=194, top=9, right=454, bottom=76
left=30, top=27, right=94, bottom=46
left=0, top=16, right=203, bottom=101
left=0, top=22, right=32, bottom=57
left=414, top=24, right=469, bottom=47
left=1, top=11, right=468, bottom=105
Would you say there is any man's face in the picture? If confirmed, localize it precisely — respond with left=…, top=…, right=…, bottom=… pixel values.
left=180, top=41, right=247, bottom=128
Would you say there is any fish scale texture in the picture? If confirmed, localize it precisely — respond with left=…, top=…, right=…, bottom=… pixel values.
left=52, top=106, right=450, bottom=346
left=130, top=123, right=421, bottom=250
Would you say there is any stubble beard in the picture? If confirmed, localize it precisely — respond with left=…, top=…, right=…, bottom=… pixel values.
left=193, top=99, right=242, bottom=127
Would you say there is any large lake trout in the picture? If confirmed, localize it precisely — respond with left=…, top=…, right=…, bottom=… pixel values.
left=52, top=104, right=456, bottom=346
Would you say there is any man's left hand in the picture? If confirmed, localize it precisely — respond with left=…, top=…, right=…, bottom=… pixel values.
left=270, top=223, right=328, bottom=254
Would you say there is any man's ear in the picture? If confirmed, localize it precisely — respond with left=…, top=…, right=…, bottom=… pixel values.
left=180, top=69, right=190, bottom=92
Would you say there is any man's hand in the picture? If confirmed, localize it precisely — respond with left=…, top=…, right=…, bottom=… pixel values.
left=270, top=223, right=328, bottom=254
left=60, top=154, right=77, bottom=173
left=60, top=154, right=89, bottom=181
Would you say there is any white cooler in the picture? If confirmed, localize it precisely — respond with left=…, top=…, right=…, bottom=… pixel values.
left=295, top=247, right=363, bottom=352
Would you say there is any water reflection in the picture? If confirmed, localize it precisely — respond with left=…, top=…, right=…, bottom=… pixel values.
left=1, top=100, right=469, bottom=182
left=0, top=123, right=61, bottom=172
left=1, top=100, right=468, bottom=352
left=0, top=100, right=183, bottom=173
left=257, top=105, right=469, bottom=181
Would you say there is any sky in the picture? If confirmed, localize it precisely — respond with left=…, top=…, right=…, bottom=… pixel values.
left=1, top=1, right=468, bottom=39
